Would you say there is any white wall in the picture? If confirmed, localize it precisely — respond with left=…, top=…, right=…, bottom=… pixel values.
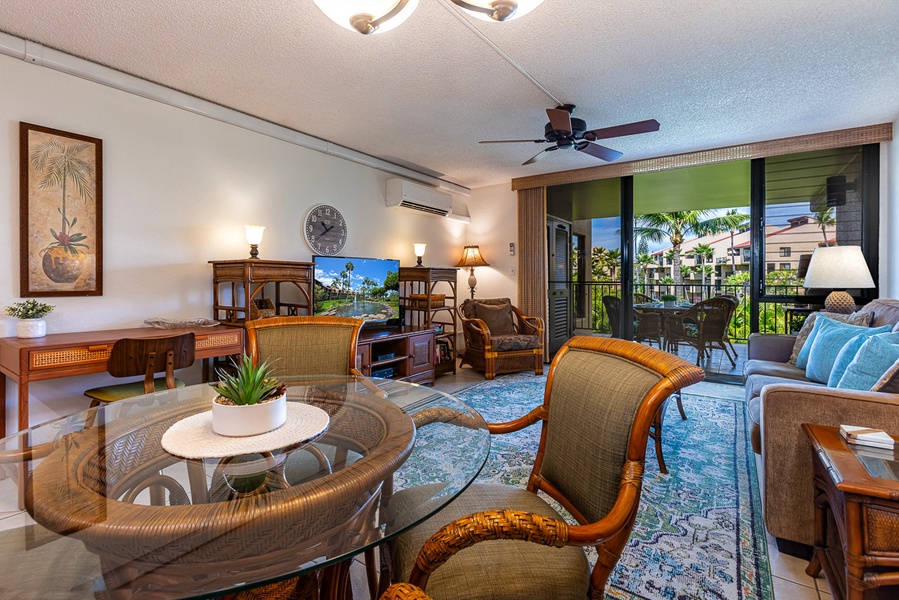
left=463, top=183, right=518, bottom=302
left=0, top=53, right=489, bottom=430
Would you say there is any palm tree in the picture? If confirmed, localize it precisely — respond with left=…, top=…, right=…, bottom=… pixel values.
left=693, top=243, right=715, bottom=290
left=635, top=211, right=734, bottom=286
left=635, top=253, right=655, bottom=288
left=721, top=209, right=749, bottom=270
left=30, top=139, right=93, bottom=256
left=344, top=261, right=356, bottom=300
left=605, top=249, right=621, bottom=280
left=814, top=208, right=836, bottom=246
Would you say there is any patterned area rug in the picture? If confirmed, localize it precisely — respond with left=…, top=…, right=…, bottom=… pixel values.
left=453, top=373, right=773, bottom=600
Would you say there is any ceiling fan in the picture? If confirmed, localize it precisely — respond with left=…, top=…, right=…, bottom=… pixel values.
left=480, top=104, right=660, bottom=165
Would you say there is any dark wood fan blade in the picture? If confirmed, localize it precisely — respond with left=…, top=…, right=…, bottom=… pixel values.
left=523, top=146, right=558, bottom=165
left=480, top=139, right=548, bottom=144
left=546, top=108, right=572, bottom=134
left=576, top=141, right=623, bottom=162
left=583, top=119, right=660, bottom=141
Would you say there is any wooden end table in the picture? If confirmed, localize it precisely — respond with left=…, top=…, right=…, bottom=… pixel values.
left=802, top=424, right=899, bottom=600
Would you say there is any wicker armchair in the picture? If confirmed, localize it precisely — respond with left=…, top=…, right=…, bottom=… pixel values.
left=665, top=296, right=738, bottom=367
left=245, top=315, right=364, bottom=377
left=601, top=295, right=663, bottom=348
left=457, top=298, right=544, bottom=380
left=385, top=336, right=704, bottom=599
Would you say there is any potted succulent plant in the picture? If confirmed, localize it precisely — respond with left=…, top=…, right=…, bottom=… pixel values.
left=661, top=294, right=677, bottom=308
left=4, top=299, right=54, bottom=338
left=211, top=356, right=288, bottom=437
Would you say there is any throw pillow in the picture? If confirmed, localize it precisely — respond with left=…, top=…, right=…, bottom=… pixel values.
left=789, top=311, right=873, bottom=366
left=805, top=320, right=891, bottom=383
left=873, top=359, right=899, bottom=393
left=475, top=302, right=515, bottom=335
left=827, top=334, right=874, bottom=387
left=837, top=332, right=899, bottom=391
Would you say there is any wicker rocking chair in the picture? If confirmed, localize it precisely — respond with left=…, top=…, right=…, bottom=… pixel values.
left=458, top=298, right=544, bottom=380
left=383, top=336, right=704, bottom=600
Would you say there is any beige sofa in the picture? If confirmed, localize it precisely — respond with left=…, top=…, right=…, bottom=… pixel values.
left=742, top=298, right=899, bottom=554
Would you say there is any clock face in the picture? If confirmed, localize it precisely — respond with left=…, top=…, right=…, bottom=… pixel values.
left=304, top=204, right=347, bottom=256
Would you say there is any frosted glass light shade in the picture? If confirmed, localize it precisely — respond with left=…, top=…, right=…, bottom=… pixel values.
left=245, top=225, right=265, bottom=245
left=803, top=246, right=874, bottom=289
left=413, top=243, right=427, bottom=257
left=312, top=0, right=419, bottom=34
left=451, top=0, right=545, bottom=22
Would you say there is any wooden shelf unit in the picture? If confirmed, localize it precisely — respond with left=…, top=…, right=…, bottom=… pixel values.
left=399, top=267, right=458, bottom=377
left=209, top=260, right=314, bottom=327
left=356, top=327, right=436, bottom=385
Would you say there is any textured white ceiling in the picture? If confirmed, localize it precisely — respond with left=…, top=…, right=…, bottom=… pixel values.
left=1, top=0, right=897, bottom=189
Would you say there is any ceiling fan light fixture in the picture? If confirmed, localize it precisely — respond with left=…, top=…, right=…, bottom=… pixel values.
left=450, top=0, right=544, bottom=22
left=312, top=0, right=419, bottom=35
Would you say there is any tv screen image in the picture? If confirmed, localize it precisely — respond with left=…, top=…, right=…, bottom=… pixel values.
left=313, top=256, right=401, bottom=327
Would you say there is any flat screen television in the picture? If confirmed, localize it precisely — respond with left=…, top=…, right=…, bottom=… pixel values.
left=313, top=255, right=401, bottom=328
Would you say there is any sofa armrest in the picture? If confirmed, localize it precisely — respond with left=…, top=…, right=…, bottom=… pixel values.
left=747, top=333, right=796, bottom=362
left=760, top=384, right=899, bottom=546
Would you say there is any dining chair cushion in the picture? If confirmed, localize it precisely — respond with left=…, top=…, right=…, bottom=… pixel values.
left=491, top=334, right=541, bottom=352
left=475, top=302, right=515, bottom=336
left=389, top=483, right=590, bottom=600
left=83, top=377, right=186, bottom=403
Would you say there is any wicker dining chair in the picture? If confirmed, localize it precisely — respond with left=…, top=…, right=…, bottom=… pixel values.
left=457, top=298, right=544, bottom=380
left=665, top=296, right=738, bottom=367
left=83, top=333, right=196, bottom=409
left=385, top=336, right=704, bottom=600
left=245, top=315, right=365, bottom=377
left=601, top=295, right=663, bottom=348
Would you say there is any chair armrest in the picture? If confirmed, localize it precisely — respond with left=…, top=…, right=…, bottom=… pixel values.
left=380, top=583, right=432, bottom=599
left=760, top=384, right=899, bottom=546
left=459, top=317, right=491, bottom=348
left=747, top=333, right=795, bottom=362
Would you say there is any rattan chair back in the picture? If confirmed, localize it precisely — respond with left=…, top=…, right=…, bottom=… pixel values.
left=245, top=316, right=364, bottom=377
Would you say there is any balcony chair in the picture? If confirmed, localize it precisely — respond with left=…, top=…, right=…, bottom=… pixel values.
left=665, top=296, right=738, bottom=367
left=457, top=298, right=544, bottom=380
left=83, top=333, right=196, bottom=421
left=601, top=295, right=664, bottom=348
left=383, top=336, right=704, bottom=600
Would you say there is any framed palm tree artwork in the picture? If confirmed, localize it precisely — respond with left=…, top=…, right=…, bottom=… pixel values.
left=19, top=122, right=103, bottom=296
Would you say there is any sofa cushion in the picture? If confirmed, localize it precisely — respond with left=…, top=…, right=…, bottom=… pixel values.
left=745, top=374, right=822, bottom=404
left=476, top=301, right=515, bottom=335
left=492, top=334, right=540, bottom=352
left=837, top=332, right=899, bottom=391
left=796, top=315, right=877, bottom=371
left=804, top=320, right=891, bottom=384
left=855, top=298, right=899, bottom=329
left=788, top=311, right=872, bottom=366
left=743, top=359, right=810, bottom=382
left=827, top=333, right=874, bottom=387
left=874, top=359, right=899, bottom=393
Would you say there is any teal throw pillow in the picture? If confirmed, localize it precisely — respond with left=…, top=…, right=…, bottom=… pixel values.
left=804, top=319, right=891, bottom=384
left=827, top=334, right=874, bottom=387
left=837, top=332, right=899, bottom=391
left=796, top=315, right=872, bottom=371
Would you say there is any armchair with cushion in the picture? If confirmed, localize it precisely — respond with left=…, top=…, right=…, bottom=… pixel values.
left=458, top=298, right=544, bottom=380
left=385, top=336, right=705, bottom=599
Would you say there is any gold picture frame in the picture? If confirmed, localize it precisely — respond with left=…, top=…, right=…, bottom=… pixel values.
left=20, top=122, right=103, bottom=296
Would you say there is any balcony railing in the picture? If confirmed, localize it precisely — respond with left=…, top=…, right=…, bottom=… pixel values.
left=563, top=281, right=809, bottom=342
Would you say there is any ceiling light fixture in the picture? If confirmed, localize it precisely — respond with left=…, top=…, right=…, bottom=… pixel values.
left=312, top=0, right=543, bottom=34
left=311, top=0, right=419, bottom=35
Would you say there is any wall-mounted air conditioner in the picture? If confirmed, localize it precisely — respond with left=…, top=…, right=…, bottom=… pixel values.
left=385, top=178, right=453, bottom=217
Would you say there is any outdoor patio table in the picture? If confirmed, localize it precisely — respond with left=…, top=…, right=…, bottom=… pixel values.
left=0, top=376, right=490, bottom=599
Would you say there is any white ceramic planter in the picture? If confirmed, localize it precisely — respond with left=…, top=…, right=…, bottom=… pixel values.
left=663, top=301, right=676, bottom=307
left=16, top=318, right=47, bottom=338
left=212, top=393, right=287, bottom=437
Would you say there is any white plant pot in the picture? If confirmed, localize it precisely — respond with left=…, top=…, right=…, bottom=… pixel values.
left=212, top=393, right=287, bottom=437
left=663, top=301, right=675, bottom=307
left=16, top=318, right=47, bottom=338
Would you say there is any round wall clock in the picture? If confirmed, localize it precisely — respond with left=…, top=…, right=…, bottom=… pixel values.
left=303, top=204, right=348, bottom=256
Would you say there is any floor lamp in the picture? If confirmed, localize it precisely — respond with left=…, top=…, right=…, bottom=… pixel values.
left=455, top=245, right=490, bottom=299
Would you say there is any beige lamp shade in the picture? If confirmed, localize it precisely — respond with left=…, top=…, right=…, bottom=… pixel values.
left=455, top=245, right=490, bottom=268
left=803, top=246, right=874, bottom=313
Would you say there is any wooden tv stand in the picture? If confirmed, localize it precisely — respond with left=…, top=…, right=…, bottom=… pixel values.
left=356, top=326, right=436, bottom=385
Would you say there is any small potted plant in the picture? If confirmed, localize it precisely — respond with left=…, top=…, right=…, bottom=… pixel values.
left=4, top=299, right=54, bottom=338
left=661, top=294, right=677, bottom=308
left=211, top=356, right=288, bottom=437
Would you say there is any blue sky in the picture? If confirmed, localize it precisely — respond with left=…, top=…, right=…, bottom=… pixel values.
left=314, top=256, right=398, bottom=290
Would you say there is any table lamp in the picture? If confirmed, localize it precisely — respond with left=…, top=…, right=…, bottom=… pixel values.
left=245, top=225, right=265, bottom=259
left=455, top=245, right=490, bottom=299
left=413, top=243, right=427, bottom=267
left=802, top=246, right=874, bottom=313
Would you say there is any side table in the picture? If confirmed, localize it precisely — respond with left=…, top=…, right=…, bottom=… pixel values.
left=802, top=424, right=899, bottom=600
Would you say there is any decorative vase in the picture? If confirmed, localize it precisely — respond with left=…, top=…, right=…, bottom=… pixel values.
left=212, top=393, right=287, bottom=437
left=663, top=300, right=675, bottom=307
left=41, top=246, right=85, bottom=284
left=16, top=318, right=47, bottom=338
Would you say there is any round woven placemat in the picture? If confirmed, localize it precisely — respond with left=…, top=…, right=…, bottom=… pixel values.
left=161, top=403, right=330, bottom=459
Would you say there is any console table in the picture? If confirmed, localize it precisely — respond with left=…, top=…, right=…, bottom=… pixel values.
left=0, top=325, right=244, bottom=436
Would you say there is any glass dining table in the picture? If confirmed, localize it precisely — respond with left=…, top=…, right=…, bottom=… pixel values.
left=0, top=376, right=490, bottom=599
